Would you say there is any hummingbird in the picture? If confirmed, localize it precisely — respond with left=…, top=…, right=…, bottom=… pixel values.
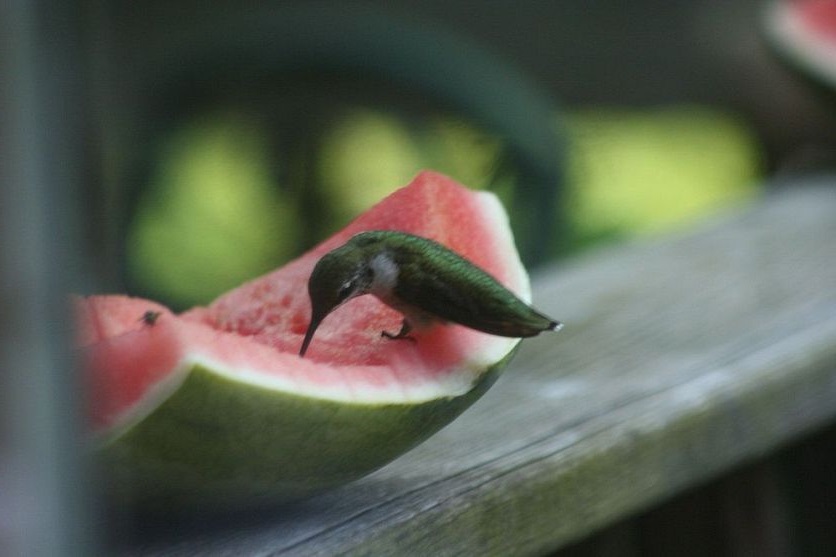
left=299, top=230, right=562, bottom=357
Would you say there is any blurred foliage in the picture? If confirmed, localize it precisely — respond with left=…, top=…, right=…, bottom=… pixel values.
left=318, top=109, right=504, bottom=227
left=126, top=104, right=762, bottom=308
left=127, top=113, right=301, bottom=306
left=566, top=106, right=762, bottom=247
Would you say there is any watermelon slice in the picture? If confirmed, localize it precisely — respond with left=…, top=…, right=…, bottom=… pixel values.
left=78, top=171, right=534, bottom=508
left=764, top=0, right=836, bottom=91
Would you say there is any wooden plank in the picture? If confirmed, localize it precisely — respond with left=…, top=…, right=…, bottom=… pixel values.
left=122, top=180, right=836, bottom=556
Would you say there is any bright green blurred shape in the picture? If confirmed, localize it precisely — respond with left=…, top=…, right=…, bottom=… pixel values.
left=566, top=106, right=762, bottom=244
left=421, top=116, right=504, bottom=189
left=126, top=108, right=503, bottom=308
left=318, top=108, right=502, bottom=227
left=318, top=109, right=423, bottom=224
left=127, top=104, right=762, bottom=308
left=127, top=113, right=299, bottom=307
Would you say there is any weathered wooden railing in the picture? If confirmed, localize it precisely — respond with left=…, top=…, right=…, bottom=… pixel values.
left=126, top=179, right=836, bottom=555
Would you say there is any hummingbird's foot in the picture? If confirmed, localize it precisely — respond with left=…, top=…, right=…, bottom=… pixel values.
left=381, top=320, right=416, bottom=342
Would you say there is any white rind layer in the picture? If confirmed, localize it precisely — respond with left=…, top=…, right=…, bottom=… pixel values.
left=102, top=336, right=520, bottom=444
left=474, top=190, right=532, bottom=303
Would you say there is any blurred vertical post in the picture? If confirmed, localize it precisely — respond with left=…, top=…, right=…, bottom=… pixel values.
left=0, top=0, right=97, bottom=555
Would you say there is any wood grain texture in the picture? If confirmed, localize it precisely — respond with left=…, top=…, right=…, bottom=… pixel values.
left=123, top=180, right=836, bottom=556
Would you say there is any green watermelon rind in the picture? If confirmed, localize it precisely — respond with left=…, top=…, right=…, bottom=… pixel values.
left=100, top=343, right=519, bottom=508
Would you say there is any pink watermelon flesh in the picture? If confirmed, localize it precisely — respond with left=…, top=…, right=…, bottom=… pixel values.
left=767, top=0, right=836, bottom=89
left=797, top=0, right=836, bottom=42
left=78, top=171, right=529, bottom=435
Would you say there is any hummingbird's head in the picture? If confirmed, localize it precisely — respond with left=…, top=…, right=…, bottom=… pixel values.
left=299, top=242, right=373, bottom=357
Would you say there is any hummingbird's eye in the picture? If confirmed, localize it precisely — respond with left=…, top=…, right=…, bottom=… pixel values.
left=336, top=282, right=355, bottom=303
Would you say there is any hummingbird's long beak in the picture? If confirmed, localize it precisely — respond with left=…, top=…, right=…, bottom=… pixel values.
left=299, top=313, right=325, bottom=357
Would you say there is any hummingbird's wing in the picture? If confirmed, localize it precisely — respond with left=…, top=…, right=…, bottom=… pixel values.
left=393, top=252, right=558, bottom=338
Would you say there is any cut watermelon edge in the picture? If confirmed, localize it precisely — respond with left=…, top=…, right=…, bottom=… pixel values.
left=765, top=0, right=836, bottom=88
left=97, top=332, right=520, bottom=445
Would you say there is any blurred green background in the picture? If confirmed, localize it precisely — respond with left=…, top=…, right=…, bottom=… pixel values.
left=87, top=1, right=836, bottom=312
left=127, top=104, right=761, bottom=309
